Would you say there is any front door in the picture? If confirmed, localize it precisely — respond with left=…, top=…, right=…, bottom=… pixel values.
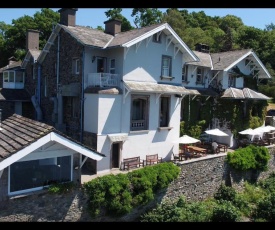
left=97, top=57, right=105, bottom=73
left=111, top=143, right=120, bottom=168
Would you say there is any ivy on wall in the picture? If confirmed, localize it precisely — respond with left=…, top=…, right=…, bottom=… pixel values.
left=181, top=95, right=267, bottom=138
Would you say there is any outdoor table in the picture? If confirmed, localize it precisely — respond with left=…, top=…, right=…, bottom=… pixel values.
left=187, top=145, right=207, bottom=154
left=217, top=143, right=228, bottom=152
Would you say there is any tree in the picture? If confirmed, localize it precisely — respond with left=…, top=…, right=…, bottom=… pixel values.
left=162, top=8, right=187, bottom=39
left=0, top=8, right=59, bottom=65
left=265, top=23, right=275, bottom=31
left=131, top=8, right=163, bottom=28
left=104, top=8, right=133, bottom=32
left=33, top=8, right=60, bottom=48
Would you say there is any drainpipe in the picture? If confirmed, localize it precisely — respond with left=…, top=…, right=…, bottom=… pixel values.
left=80, top=48, right=85, bottom=143
left=37, top=64, right=41, bottom=106
left=57, top=33, right=64, bottom=127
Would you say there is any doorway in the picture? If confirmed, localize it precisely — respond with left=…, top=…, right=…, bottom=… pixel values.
left=97, top=57, right=106, bottom=73
left=111, top=143, right=120, bottom=168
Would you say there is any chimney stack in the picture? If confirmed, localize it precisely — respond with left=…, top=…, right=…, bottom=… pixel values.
left=8, top=56, right=17, bottom=65
left=104, top=19, right=122, bottom=35
left=58, top=8, right=78, bottom=26
left=26, top=29, right=40, bottom=51
left=195, top=43, right=210, bottom=53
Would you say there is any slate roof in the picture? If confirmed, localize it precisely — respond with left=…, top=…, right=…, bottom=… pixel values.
left=0, top=89, right=31, bottom=101
left=221, top=87, right=271, bottom=100
left=60, top=23, right=167, bottom=49
left=0, top=114, right=104, bottom=163
left=185, top=87, right=219, bottom=97
left=0, top=61, right=22, bottom=73
left=191, top=51, right=212, bottom=68
left=211, top=49, right=252, bottom=70
left=188, top=49, right=271, bottom=79
left=124, top=81, right=191, bottom=95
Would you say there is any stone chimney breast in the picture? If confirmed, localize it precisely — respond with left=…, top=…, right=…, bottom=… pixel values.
left=26, top=29, right=40, bottom=51
left=58, top=8, right=78, bottom=27
left=104, top=19, right=122, bottom=35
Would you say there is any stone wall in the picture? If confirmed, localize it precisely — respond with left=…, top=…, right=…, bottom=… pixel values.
left=1, top=147, right=275, bottom=222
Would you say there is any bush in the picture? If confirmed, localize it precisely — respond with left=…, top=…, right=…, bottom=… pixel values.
left=252, top=192, right=275, bottom=222
left=140, top=196, right=213, bottom=222
left=47, top=181, right=75, bottom=194
left=211, top=200, right=241, bottom=222
left=258, top=172, right=275, bottom=193
left=226, top=145, right=270, bottom=171
left=214, top=184, right=237, bottom=202
left=83, top=162, right=180, bottom=217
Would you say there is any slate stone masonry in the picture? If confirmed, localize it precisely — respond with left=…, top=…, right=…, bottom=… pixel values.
left=0, top=147, right=274, bottom=222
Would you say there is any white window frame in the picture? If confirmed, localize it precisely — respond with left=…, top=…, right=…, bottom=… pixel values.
left=228, top=73, right=236, bottom=87
left=159, top=96, right=170, bottom=127
left=130, top=95, right=149, bottom=131
left=110, top=59, right=115, bottom=74
left=196, top=67, right=203, bottom=84
left=72, top=58, right=80, bottom=75
left=182, top=65, right=188, bottom=81
left=161, top=55, right=172, bottom=77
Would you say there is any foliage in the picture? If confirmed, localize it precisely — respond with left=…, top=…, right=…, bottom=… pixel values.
left=47, top=181, right=76, bottom=194
left=252, top=192, right=275, bottom=222
left=226, top=145, right=271, bottom=171
left=140, top=196, right=213, bottom=222
left=131, top=8, right=163, bottom=28
left=83, top=162, right=180, bottom=217
left=214, top=184, right=237, bottom=202
left=104, top=8, right=133, bottom=32
left=211, top=200, right=241, bottom=222
left=258, top=172, right=275, bottom=193
left=0, top=8, right=59, bottom=66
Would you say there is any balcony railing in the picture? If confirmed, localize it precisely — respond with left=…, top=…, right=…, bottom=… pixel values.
left=87, top=73, right=120, bottom=88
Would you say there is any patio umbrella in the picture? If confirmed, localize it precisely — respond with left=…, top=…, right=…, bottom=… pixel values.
left=173, top=135, right=201, bottom=144
left=205, top=128, right=229, bottom=136
left=239, top=128, right=261, bottom=135
left=254, top=125, right=275, bottom=133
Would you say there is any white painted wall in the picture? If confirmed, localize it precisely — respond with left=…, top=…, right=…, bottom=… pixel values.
left=84, top=94, right=99, bottom=133
left=95, top=92, right=182, bottom=174
left=19, top=142, right=75, bottom=161
left=123, top=33, right=183, bottom=84
left=83, top=32, right=188, bottom=174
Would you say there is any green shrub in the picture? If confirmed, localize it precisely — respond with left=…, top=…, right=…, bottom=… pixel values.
left=211, top=200, right=241, bottom=222
left=258, top=172, right=275, bottom=193
left=140, top=198, right=184, bottom=222
left=214, top=184, right=237, bottom=202
left=226, top=145, right=270, bottom=171
left=83, top=162, right=180, bottom=217
left=47, top=181, right=75, bottom=194
left=252, top=192, right=275, bottom=222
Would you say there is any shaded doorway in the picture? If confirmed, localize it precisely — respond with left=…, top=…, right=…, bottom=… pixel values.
left=111, top=143, right=120, bottom=168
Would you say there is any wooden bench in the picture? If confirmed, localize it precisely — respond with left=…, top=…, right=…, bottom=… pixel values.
left=143, top=154, right=162, bottom=166
left=123, top=156, right=143, bottom=170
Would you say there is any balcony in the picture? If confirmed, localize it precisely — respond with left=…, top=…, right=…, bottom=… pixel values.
left=87, top=73, right=120, bottom=88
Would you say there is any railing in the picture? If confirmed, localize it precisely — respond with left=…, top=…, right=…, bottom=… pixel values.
left=87, top=73, right=120, bottom=88
left=131, top=120, right=146, bottom=131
